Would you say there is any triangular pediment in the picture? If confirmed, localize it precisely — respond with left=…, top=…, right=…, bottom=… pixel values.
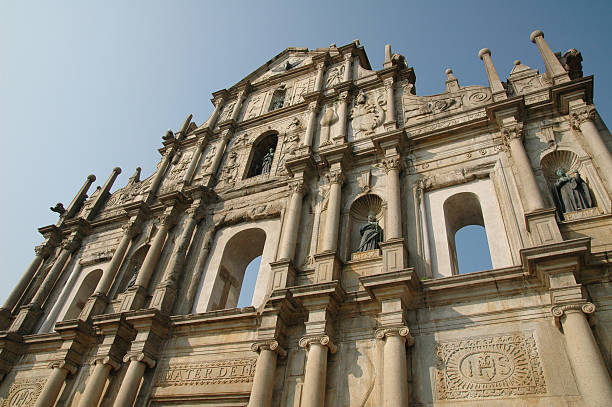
left=232, top=48, right=317, bottom=88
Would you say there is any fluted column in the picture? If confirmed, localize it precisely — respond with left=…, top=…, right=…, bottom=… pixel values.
left=502, top=123, right=547, bottom=211
left=278, top=180, right=306, bottom=261
left=551, top=303, right=612, bottom=406
left=570, top=103, right=612, bottom=194
left=478, top=48, right=507, bottom=102
left=299, top=336, right=336, bottom=407
left=530, top=30, right=570, bottom=85
left=77, top=358, right=116, bottom=407
left=303, top=102, right=319, bottom=148
left=33, top=361, right=75, bottom=407
left=383, top=156, right=402, bottom=240
left=314, top=62, right=326, bottom=92
left=376, top=326, right=413, bottom=407
left=321, top=170, right=344, bottom=252
left=114, top=354, right=153, bottom=407
left=249, top=340, right=286, bottom=407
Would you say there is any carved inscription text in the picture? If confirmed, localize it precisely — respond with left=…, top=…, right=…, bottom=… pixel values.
left=155, top=358, right=257, bottom=387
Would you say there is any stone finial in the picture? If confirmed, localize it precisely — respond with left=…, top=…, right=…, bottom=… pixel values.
left=478, top=48, right=491, bottom=60
left=384, top=44, right=393, bottom=68
left=530, top=29, right=544, bottom=43
left=445, top=69, right=460, bottom=92
left=514, top=60, right=521, bottom=66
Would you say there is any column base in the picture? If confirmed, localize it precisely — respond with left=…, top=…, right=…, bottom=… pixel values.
left=269, top=259, right=296, bottom=290
left=313, top=252, right=341, bottom=283
left=525, top=208, right=563, bottom=245
left=150, top=281, right=177, bottom=313
left=9, top=304, right=43, bottom=334
left=0, top=308, right=11, bottom=331
left=379, top=238, right=408, bottom=273
left=118, top=286, right=147, bottom=312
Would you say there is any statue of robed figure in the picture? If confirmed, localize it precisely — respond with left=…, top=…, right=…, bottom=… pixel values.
left=358, top=215, right=383, bottom=252
left=261, top=147, right=275, bottom=174
left=552, top=169, right=594, bottom=218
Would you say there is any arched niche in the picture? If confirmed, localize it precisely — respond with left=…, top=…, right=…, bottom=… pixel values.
left=116, top=244, right=150, bottom=295
left=246, top=132, right=278, bottom=178
left=194, top=218, right=282, bottom=312
left=348, top=193, right=385, bottom=255
left=63, top=268, right=103, bottom=320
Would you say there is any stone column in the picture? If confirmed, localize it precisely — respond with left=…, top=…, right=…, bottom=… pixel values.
left=383, top=77, right=396, bottom=126
left=383, top=156, right=402, bottom=240
left=208, top=130, right=231, bottom=179
left=181, top=227, right=215, bottom=314
left=230, top=90, right=247, bottom=122
left=147, top=147, right=175, bottom=204
left=249, top=340, right=286, bottom=407
left=114, top=354, right=153, bottom=407
left=502, top=123, right=547, bottom=212
left=151, top=199, right=205, bottom=313
left=342, top=54, right=352, bottom=82
left=33, top=361, right=75, bottom=407
left=334, top=91, right=349, bottom=144
left=303, top=102, right=319, bottom=148
left=278, top=180, right=306, bottom=260
left=183, top=136, right=208, bottom=186
left=64, top=174, right=96, bottom=219
left=530, top=30, right=570, bottom=85
left=570, top=103, right=612, bottom=194
left=314, top=62, right=326, bottom=92
left=376, top=326, right=413, bottom=407
left=0, top=243, right=53, bottom=317
left=299, top=336, right=336, bottom=407
left=478, top=48, right=507, bottom=102
left=321, top=170, right=344, bottom=252
left=205, top=97, right=225, bottom=129
left=552, top=303, right=612, bottom=407
left=77, top=358, right=116, bottom=407
left=97, top=219, right=141, bottom=297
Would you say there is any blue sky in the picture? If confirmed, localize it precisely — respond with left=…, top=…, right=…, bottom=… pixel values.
left=1, top=1, right=611, bottom=304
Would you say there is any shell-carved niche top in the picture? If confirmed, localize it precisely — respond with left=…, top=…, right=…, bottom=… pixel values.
left=402, top=84, right=492, bottom=127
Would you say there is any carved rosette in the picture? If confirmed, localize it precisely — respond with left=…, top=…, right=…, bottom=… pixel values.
left=375, top=326, right=414, bottom=346
left=326, top=170, right=345, bottom=186
left=298, top=335, right=337, bottom=354
left=250, top=340, right=287, bottom=357
left=551, top=302, right=595, bottom=328
left=382, top=156, right=403, bottom=174
left=570, top=105, right=597, bottom=130
left=123, top=352, right=156, bottom=369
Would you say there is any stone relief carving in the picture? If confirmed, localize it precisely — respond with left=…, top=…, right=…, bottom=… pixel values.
left=350, top=90, right=386, bottom=139
left=199, top=144, right=217, bottom=176
left=155, top=358, right=257, bottom=387
left=245, top=94, right=265, bottom=119
left=435, top=333, right=546, bottom=400
left=219, top=102, right=235, bottom=123
left=275, top=118, right=302, bottom=176
left=325, top=64, right=345, bottom=88
left=2, top=377, right=46, bottom=407
left=218, top=150, right=240, bottom=186
left=319, top=106, right=338, bottom=147
left=160, top=150, right=193, bottom=192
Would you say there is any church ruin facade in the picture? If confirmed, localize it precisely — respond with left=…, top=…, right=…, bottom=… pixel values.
left=0, top=29, right=611, bottom=406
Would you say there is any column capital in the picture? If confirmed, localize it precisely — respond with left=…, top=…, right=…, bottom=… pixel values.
left=298, top=335, right=337, bottom=354
left=307, top=101, right=320, bottom=113
left=122, top=217, right=144, bottom=238
left=288, top=179, right=308, bottom=195
left=570, top=105, right=597, bottom=130
left=49, top=360, right=78, bottom=375
left=123, top=352, right=156, bottom=368
left=375, top=325, right=414, bottom=346
left=62, top=233, right=83, bottom=252
left=551, top=302, right=595, bottom=328
left=316, top=61, right=326, bottom=71
left=251, top=340, right=287, bottom=357
left=92, top=356, right=121, bottom=371
left=382, top=156, right=403, bottom=173
left=34, top=244, right=53, bottom=258
left=383, top=76, right=395, bottom=88
left=326, top=169, right=345, bottom=185
left=501, top=122, right=524, bottom=145
left=338, top=90, right=350, bottom=101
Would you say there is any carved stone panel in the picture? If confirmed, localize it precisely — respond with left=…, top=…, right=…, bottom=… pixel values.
left=435, top=333, right=546, bottom=400
left=2, top=378, right=46, bottom=407
left=155, top=358, right=257, bottom=387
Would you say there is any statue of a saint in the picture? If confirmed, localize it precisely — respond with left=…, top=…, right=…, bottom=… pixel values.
left=125, top=265, right=140, bottom=291
left=261, top=147, right=275, bottom=174
left=358, top=215, right=383, bottom=252
left=552, top=169, right=594, bottom=215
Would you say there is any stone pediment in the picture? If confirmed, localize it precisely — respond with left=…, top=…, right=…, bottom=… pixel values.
left=234, top=48, right=315, bottom=87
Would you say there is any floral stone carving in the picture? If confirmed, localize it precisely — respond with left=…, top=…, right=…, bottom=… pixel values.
left=435, top=333, right=546, bottom=400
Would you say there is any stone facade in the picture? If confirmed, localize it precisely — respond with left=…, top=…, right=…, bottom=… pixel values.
left=0, top=30, right=611, bottom=406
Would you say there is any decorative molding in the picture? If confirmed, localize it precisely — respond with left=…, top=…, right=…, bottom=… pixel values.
left=435, top=333, right=546, bottom=400
left=154, top=358, right=257, bottom=387
left=298, top=335, right=337, bottom=354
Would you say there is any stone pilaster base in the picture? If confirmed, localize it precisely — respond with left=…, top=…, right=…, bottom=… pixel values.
left=0, top=308, right=11, bottom=331
left=313, top=251, right=341, bottom=283
left=525, top=208, right=563, bottom=245
left=9, top=304, right=43, bottom=334
left=118, top=285, right=147, bottom=312
left=269, top=259, right=296, bottom=290
left=150, top=281, right=177, bottom=313
left=78, top=293, right=109, bottom=322
left=379, top=238, right=408, bottom=273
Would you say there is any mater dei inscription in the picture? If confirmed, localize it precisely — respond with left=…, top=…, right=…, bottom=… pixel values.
left=155, top=358, right=257, bottom=387
left=435, top=333, right=546, bottom=400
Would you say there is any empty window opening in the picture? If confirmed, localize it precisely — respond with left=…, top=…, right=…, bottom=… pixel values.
left=209, top=228, right=266, bottom=311
left=455, top=225, right=492, bottom=274
left=63, top=269, right=103, bottom=320
left=247, top=133, right=278, bottom=177
left=237, top=256, right=261, bottom=308
left=443, top=192, right=493, bottom=275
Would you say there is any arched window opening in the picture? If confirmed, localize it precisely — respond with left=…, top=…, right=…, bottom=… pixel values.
left=63, top=269, right=103, bottom=320
left=210, top=228, right=266, bottom=311
left=269, top=88, right=286, bottom=112
left=237, top=256, right=261, bottom=308
left=455, top=225, right=492, bottom=274
left=443, top=192, right=493, bottom=275
left=247, top=133, right=278, bottom=177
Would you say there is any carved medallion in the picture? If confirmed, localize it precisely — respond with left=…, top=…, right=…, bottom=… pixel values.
left=2, top=378, right=45, bottom=407
left=435, top=333, right=546, bottom=400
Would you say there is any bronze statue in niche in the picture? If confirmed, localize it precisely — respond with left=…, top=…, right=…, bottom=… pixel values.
left=358, top=215, right=383, bottom=252
left=552, top=169, right=594, bottom=217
